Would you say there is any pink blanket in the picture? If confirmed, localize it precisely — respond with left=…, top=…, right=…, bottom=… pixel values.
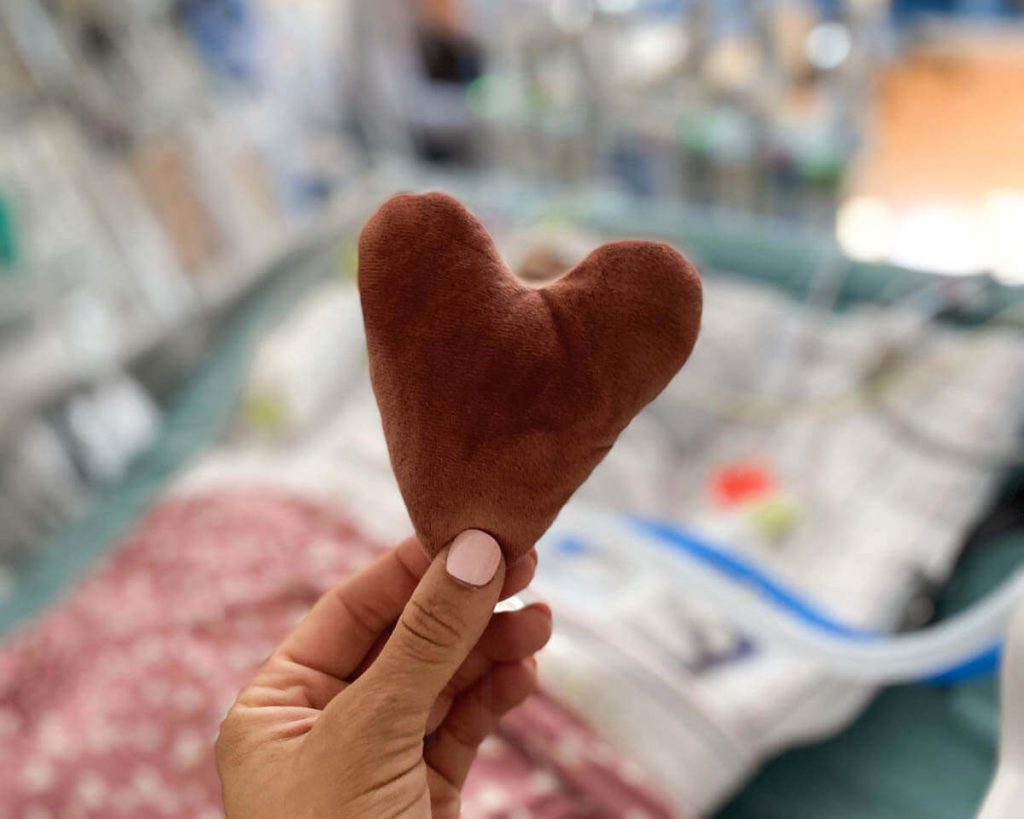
left=0, top=489, right=680, bottom=818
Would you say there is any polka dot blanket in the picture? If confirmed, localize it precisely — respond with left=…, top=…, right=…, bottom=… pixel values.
left=0, top=489, right=681, bottom=819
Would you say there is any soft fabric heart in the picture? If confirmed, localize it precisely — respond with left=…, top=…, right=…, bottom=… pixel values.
left=359, top=193, right=702, bottom=562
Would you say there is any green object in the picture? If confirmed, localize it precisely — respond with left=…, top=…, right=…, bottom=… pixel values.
left=801, top=155, right=845, bottom=193
left=678, top=110, right=718, bottom=155
left=0, top=193, right=16, bottom=270
left=243, top=389, right=287, bottom=434
left=746, top=497, right=801, bottom=539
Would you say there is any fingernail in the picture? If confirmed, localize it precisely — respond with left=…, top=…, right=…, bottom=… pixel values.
left=446, top=530, right=502, bottom=587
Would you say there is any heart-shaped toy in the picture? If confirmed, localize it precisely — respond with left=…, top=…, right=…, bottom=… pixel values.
left=359, top=193, right=702, bottom=562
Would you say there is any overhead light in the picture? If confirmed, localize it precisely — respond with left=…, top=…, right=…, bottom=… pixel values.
left=806, top=23, right=852, bottom=71
left=891, top=203, right=981, bottom=276
left=837, top=197, right=895, bottom=262
left=981, top=191, right=1024, bottom=284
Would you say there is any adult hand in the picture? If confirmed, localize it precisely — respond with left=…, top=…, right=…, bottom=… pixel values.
left=216, top=530, right=550, bottom=818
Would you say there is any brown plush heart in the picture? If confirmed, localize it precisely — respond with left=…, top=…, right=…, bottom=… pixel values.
left=359, top=193, right=702, bottom=562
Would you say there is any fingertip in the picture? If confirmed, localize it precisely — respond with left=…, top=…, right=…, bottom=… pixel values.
left=446, top=530, right=504, bottom=588
left=527, top=601, right=551, bottom=620
left=506, top=548, right=537, bottom=573
left=527, top=606, right=553, bottom=653
left=522, top=603, right=553, bottom=647
left=500, top=550, right=538, bottom=599
left=395, top=535, right=432, bottom=578
left=524, top=549, right=539, bottom=575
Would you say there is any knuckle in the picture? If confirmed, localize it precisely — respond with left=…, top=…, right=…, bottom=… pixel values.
left=446, top=709, right=488, bottom=751
left=431, top=792, right=462, bottom=819
left=398, top=596, right=465, bottom=657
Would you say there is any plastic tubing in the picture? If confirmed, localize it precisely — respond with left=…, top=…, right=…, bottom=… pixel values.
left=548, top=505, right=1024, bottom=684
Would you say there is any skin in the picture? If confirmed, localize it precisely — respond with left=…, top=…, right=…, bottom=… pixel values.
left=216, top=534, right=550, bottom=818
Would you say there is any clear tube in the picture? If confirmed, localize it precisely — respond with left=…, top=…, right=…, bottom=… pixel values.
left=547, top=504, right=1021, bottom=684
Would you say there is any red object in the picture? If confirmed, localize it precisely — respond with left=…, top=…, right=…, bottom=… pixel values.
left=713, top=462, right=776, bottom=507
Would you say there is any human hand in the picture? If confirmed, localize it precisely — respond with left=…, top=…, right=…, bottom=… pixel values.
left=215, top=530, right=551, bottom=818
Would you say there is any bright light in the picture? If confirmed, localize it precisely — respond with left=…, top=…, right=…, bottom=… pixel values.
left=806, top=23, right=852, bottom=71
left=891, top=203, right=981, bottom=276
left=837, top=197, right=896, bottom=262
left=981, top=191, right=1024, bottom=284
left=839, top=191, right=1024, bottom=281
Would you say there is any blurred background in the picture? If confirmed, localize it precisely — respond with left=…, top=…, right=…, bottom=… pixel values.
left=3, top=1, right=1024, bottom=818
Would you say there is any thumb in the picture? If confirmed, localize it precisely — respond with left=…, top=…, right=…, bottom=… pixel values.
left=359, top=530, right=505, bottom=720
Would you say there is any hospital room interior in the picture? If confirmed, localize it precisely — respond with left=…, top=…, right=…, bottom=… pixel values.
left=5, top=0, right=1024, bottom=817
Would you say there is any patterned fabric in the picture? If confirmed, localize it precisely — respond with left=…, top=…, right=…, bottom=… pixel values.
left=0, top=489, right=681, bottom=819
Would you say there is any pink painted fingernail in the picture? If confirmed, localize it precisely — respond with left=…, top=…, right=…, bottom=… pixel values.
left=446, top=530, right=502, bottom=587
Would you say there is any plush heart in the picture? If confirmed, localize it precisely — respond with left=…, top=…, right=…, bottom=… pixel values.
left=359, top=193, right=702, bottom=562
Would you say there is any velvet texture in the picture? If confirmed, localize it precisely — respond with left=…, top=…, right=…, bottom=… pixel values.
left=359, top=193, right=702, bottom=562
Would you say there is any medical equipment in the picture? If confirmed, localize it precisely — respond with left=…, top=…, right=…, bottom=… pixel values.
left=543, top=503, right=1021, bottom=684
